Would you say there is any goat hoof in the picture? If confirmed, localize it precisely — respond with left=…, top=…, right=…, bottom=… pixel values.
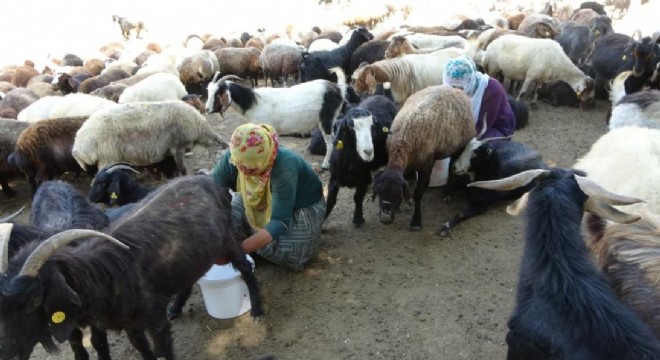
left=353, top=218, right=365, bottom=228
left=409, top=225, right=422, bottom=232
left=530, top=102, right=538, bottom=110
left=251, top=315, right=264, bottom=325
left=438, top=225, right=451, bottom=237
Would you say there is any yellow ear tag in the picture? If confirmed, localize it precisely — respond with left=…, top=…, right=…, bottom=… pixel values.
left=382, top=127, right=389, bottom=133
left=336, top=141, right=343, bottom=150
left=51, top=311, right=66, bottom=324
left=110, top=192, right=118, bottom=199
left=622, top=54, right=627, bottom=61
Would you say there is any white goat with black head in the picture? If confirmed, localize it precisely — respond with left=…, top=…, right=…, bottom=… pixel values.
left=205, top=68, right=347, bottom=169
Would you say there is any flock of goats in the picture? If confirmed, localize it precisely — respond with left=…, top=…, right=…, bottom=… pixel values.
left=0, top=0, right=659, bottom=358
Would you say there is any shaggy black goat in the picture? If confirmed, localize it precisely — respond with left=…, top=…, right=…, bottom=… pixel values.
left=299, top=27, right=373, bottom=82
left=88, top=163, right=152, bottom=206
left=326, top=95, right=397, bottom=227
left=469, top=168, right=660, bottom=359
left=536, top=80, right=580, bottom=107
left=30, top=180, right=109, bottom=231
left=439, top=141, right=547, bottom=236
left=0, top=176, right=262, bottom=360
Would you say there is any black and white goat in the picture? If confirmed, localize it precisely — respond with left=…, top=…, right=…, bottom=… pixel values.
left=0, top=176, right=262, bottom=360
left=469, top=168, right=660, bottom=359
left=206, top=68, right=347, bottom=169
left=440, top=141, right=547, bottom=236
left=88, top=163, right=153, bottom=206
left=326, top=95, right=397, bottom=227
left=299, top=27, right=374, bottom=83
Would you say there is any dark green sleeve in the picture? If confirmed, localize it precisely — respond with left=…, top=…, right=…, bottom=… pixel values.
left=210, top=151, right=238, bottom=190
left=264, top=166, right=298, bottom=240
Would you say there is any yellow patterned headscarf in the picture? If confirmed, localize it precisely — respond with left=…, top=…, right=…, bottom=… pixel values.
left=229, top=123, right=279, bottom=229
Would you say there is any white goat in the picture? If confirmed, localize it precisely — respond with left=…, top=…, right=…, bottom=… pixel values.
left=483, top=34, right=594, bottom=106
left=608, top=71, right=660, bottom=130
left=206, top=68, right=347, bottom=169
left=351, top=47, right=463, bottom=104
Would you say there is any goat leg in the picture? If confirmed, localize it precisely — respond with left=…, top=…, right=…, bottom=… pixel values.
left=68, top=328, right=90, bottom=360
left=126, top=328, right=158, bottom=360
left=325, top=182, right=340, bottom=219
left=439, top=205, right=488, bottom=237
left=352, top=183, right=369, bottom=228
left=233, top=256, right=264, bottom=319
left=148, top=314, right=175, bottom=360
left=90, top=326, right=112, bottom=360
left=167, top=286, right=193, bottom=320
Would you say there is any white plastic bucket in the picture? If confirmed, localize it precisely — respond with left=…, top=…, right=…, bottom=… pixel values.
left=198, top=255, right=254, bottom=319
left=428, top=158, right=450, bottom=187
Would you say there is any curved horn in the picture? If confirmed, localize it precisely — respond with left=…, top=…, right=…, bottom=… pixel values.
left=476, top=112, right=488, bottom=140
left=105, top=163, right=139, bottom=174
left=0, top=223, right=12, bottom=274
left=0, top=205, right=26, bottom=223
left=217, top=74, right=243, bottom=83
left=584, top=198, right=641, bottom=224
left=210, top=71, right=222, bottom=83
left=481, top=135, right=513, bottom=143
left=574, top=175, right=644, bottom=205
left=468, top=169, right=550, bottom=191
left=19, top=229, right=129, bottom=278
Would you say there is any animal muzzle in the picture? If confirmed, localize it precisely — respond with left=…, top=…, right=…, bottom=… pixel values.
left=360, top=148, right=374, bottom=162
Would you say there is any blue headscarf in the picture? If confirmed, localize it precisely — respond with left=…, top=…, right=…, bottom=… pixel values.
left=443, top=55, right=490, bottom=124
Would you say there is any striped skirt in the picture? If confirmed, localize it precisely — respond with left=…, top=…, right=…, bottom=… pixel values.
left=231, top=194, right=326, bottom=271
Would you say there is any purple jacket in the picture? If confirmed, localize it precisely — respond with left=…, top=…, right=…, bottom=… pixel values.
left=476, top=78, right=516, bottom=138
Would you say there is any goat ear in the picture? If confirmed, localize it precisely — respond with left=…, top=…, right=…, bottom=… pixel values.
left=43, top=271, right=81, bottom=343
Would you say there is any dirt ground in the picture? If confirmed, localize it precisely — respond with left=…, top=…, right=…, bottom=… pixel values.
left=0, top=96, right=609, bottom=360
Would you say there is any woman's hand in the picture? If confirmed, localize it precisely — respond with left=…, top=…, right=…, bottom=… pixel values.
left=243, top=228, right=273, bottom=253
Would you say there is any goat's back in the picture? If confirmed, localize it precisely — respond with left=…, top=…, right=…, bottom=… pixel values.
left=388, top=85, right=475, bottom=169
left=109, top=176, right=233, bottom=295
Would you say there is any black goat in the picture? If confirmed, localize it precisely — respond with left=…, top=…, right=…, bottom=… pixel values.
left=556, top=22, right=596, bottom=65
left=0, top=176, right=262, bottom=360
left=299, top=27, right=373, bottom=82
left=88, top=163, right=152, bottom=206
left=536, top=80, right=580, bottom=107
left=347, top=40, right=389, bottom=77
left=578, top=1, right=607, bottom=15
left=326, top=95, right=397, bottom=227
left=439, top=141, right=547, bottom=236
left=30, top=180, right=109, bottom=231
left=469, top=168, right=660, bottom=359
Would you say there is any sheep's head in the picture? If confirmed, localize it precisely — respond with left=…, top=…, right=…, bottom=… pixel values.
left=352, top=26, right=374, bottom=44
left=575, top=77, right=595, bottom=110
left=372, top=169, right=412, bottom=224
left=384, top=36, right=406, bottom=59
left=205, top=72, right=241, bottom=116
left=352, top=64, right=377, bottom=95
left=88, top=163, right=139, bottom=206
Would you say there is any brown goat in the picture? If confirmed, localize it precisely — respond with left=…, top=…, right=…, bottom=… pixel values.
left=584, top=213, right=660, bottom=338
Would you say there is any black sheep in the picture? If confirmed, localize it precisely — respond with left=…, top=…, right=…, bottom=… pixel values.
left=299, top=27, right=373, bottom=83
left=88, top=163, right=153, bottom=206
left=470, top=168, right=660, bottom=359
left=439, top=141, right=547, bottom=236
left=347, top=40, right=389, bottom=77
left=325, top=95, right=397, bottom=227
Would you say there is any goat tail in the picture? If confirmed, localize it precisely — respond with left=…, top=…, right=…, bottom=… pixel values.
left=609, top=70, right=630, bottom=105
left=508, top=96, right=530, bottom=130
left=328, top=67, right=347, bottom=101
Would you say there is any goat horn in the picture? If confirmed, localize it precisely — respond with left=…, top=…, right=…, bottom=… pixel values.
left=468, top=169, right=550, bottom=191
left=211, top=71, right=221, bottom=83
left=481, top=135, right=513, bottom=143
left=0, top=223, right=12, bottom=274
left=105, top=163, right=139, bottom=174
left=0, top=205, right=26, bottom=223
left=217, top=74, right=243, bottom=83
left=584, top=198, right=641, bottom=224
left=476, top=112, right=488, bottom=140
left=19, top=229, right=130, bottom=278
left=574, top=175, right=644, bottom=205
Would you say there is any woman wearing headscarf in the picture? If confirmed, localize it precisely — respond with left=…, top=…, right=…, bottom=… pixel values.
left=210, top=123, right=326, bottom=271
left=443, top=55, right=517, bottom=138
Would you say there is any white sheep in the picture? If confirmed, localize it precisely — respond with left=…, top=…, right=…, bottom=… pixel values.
left=206, top=68, right=347, bottom=170
left=608, top=71, right=660, bottom=130
left=17, top=94, right=116, bottom=123
left=573, top=127, right=660, bottom=215
left=351, top=47, right=464, bottom=104
left=401, top=33, right=467, bottom=50
left=72, top=100, right=227, bottom=174
left=135, top=54, right=179, bottom=77
left=483, top=34, right=594, bottom=107
left=118, top=73, right=187, bottom=104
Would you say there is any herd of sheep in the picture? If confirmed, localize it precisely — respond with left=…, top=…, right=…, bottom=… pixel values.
left=0, top=0, right=660, bottom=358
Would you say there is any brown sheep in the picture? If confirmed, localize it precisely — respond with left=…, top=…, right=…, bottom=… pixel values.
left=99, top=42, right=125, bottom=60
left=214, top=47, right=262, bottom=87
left=178, top=50, right=220, bottom=94
left=506, top=12, right=526, bottom=30
left=384, top=36, right=455, bottom=59
left=225, top=38, right=244, bottom=48
left=9, top=116, right=90, bottom=193
left=203, top=37, right=226, bottom=50
left=145, top=42, right=162, bottom=53
left=403, top=26, right=465, bottom=37
left=0, top=119, right=30, bottom=195
left=372, top=85, right=476, bottom=230
left=10, top=65, right=39, bottom=87
left=84, top=58, right=105, bottom=76
left=259, top=43, right=302, bottom=87
left=584, top=213, right=660, bottom=338
left=570, top=8, right=599, bottom=26
left=518, top=14, right=562, bottom=39
left=78, top=68, right=131, bottom=94
left=245, top=37, right=265, bottom=50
